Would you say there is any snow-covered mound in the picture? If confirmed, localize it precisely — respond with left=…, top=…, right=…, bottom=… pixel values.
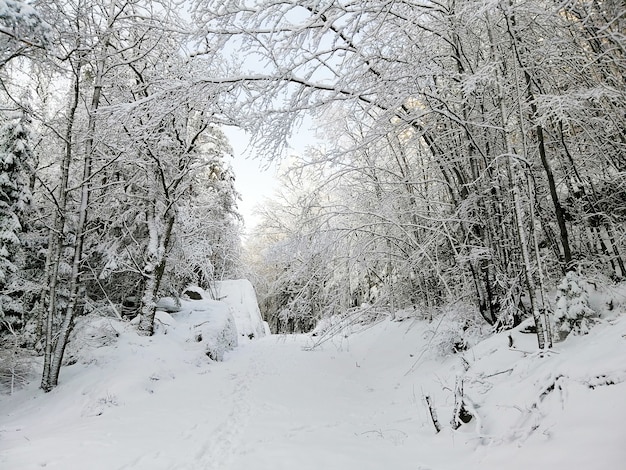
left=159, top=298, right=239, bottom=362
left=63, top=297, right=238, bottom=369
left=305, top=310, right=626, bottom=469
left=213, top=279, right=268, bottom=340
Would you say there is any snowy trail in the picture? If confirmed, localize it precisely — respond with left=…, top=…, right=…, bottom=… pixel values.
left=169, top=333, right=470, bottom=470
left=194, top=352, right=257, bottom=469
left=0, top=331, right=460, bottom=470
left=172, top=335, right=440, bottom=470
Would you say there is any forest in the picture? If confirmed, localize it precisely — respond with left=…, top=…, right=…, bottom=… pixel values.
left=1, top=0, right=624, bottom=393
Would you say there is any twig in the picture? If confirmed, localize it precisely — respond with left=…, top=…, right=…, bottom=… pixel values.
left=424, top=394, right=441, bottom=433
left=485, top=368, right=514, bottom=378
left=85, top=261, right=123, bottom=320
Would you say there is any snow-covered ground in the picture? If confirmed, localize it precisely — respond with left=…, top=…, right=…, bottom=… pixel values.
left=1, top=293, right=625, bottom=469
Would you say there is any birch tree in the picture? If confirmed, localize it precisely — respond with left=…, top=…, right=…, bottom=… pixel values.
left=37, top=0, right=204, bottom=389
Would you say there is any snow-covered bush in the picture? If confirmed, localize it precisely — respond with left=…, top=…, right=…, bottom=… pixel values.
left=63, top=315, right=122, bottom=366
left=553, top=271, right=597, bottom=341
left=309, top=304, right=389, bottom=342
left=427, top=304, right=485, bottom=357
left=184, top=307, right=238, bottom=361
left=0, top=324, right=33, bottom=394
left=203, top=313, right=238, bottom=361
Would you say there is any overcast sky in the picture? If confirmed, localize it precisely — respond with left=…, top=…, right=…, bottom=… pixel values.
left=225, top=126, right=278, bottom=234
left=226, top=117, right=319, bottom=235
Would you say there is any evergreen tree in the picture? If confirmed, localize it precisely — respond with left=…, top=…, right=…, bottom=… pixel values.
left=0, top=110, right=32, bottom=326
left=554, top=271, right=596, bottom=340
left=0, top=0, right=48, bottom=68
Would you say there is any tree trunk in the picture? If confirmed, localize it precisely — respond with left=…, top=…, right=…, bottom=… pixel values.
left=46, top=72, right=102, bottom=388
left=42, top=13, right=111, bottom=388
left=510, top=162, right=548, bottom=349
left=41, top=64, right=81, bottom=391
left=502, top=1, right=573, bottom=271
left=490, top=15, right=551, bottom=348
left=138, top=204, right=176, bottom=336
left=523, top=71, right=573, bottom=271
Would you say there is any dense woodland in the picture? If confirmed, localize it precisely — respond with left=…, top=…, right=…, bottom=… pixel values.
left=0, top=0, right=244, bottom=390
left=0, top=0, right=624, bottom=391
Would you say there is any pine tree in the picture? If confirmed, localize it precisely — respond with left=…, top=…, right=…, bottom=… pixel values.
left=0, top=110, right=33, bottom=326
left=554, top=271, right=596, bottom=341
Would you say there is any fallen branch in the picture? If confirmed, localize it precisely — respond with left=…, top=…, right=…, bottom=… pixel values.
left=485, top=368, right=514, bottom=378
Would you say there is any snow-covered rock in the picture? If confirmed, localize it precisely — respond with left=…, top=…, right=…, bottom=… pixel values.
left=155, top=298, right=238, bottom=361
left=213, top=279, right=268, bottom=339
left=155, top=296, right=181, bottom=313
left=181, top=285, right=204, bottom=300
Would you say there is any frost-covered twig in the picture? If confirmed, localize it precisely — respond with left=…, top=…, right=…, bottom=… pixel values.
left=450, top=376, right=473, bottom=430
left=0, top=322, right=32, bottom=394
left=305, top=305, right=386, bottom=350
left=424, top=394, right=441, bottom=433
left=485, top=368, right=513, bottom=378
left=404, top=312, right=448, bottom=376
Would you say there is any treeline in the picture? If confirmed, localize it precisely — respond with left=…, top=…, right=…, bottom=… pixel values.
left=1, top=0, right=623, bottom=390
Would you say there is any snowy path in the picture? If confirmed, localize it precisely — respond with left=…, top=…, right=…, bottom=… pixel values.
left=206, top=336, right=423, bottom=470
left=156, top=335, right=449, bottom=470
left=0, top=331, right=463, bottom=470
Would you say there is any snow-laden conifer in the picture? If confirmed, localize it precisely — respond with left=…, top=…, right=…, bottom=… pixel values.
left=0, top=110, right=32, bottom=325
left=554, top=270, right=596, bottom=340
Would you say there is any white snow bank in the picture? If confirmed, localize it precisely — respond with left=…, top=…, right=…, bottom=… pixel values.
left=0, top=303, right=239, bottom=470
left=306, top=310, right=626, bottom=469
left=64, top=297, right=238, bottom=368
left=212, top=279, right=268, bottom=339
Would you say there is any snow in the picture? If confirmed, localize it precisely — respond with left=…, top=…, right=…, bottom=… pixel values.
left=1, top=287, right=625, bottom=469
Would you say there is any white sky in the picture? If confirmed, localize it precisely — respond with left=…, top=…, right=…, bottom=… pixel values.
left=224, top=126, right=279, bottom=234
left=225, top=118, right=319, bottom=235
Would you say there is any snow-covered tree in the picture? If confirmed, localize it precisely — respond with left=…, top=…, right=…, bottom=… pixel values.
left=0, top=0, right=48, bottom=67
left=173, top=151, right=243, bottom=290
left=554, top=271, right=596, bottom=340
left=206, top=0, right=623, bottom=342
left=33, top=0, right=235, bottom=388
left=0, top=109, right=33, bottom=327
